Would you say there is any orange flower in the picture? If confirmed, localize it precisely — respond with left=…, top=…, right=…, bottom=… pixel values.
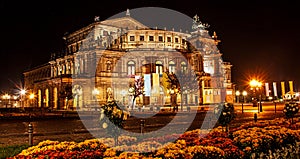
left=245, top=147, right=251, bottom=151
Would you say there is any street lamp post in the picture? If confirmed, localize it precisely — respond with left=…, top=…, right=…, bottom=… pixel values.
left=250, top=79, right=263, bottom=113
left=13, top=96, right=18, bottom=108
left=242, top=91, right=247, bottom=113
left=235, top=91, right=240, bottom=103
left=20, top=89, right=26, bottom=108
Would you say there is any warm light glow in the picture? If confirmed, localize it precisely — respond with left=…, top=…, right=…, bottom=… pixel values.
left=242, top=91, right=247, bottom=96
left=92, top=88, right=100, bottom=95
left=20, top=89, right=26, bottom=95
left=250, top=79, right=262, bottom=88
left=235, top=91, right=240, bottom=96
left=29, top=93, right=35, bottom=99
left=2, top=94, right=11, bottom=99
left=226, top=90, right=232, bottom=95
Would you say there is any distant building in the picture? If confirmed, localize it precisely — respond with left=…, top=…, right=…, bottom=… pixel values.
left=23, top=10, right=233, bottom=110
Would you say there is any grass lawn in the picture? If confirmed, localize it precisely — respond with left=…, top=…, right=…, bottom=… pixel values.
left=0, top=144, right=29, bottom=159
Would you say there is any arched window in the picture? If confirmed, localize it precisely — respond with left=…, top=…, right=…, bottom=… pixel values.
left=53, top=87, right=58, bottom=109
left=38, top=89, right=41, bottom=107
left=61, top=64, right=65, bottom=74
left=169, top=61, right=176, bottom=74
left=65, top=62, right=69, bottom=74
left=53, top=67, right=57, bottom=77
left=156, top=61, right=163, bottom=75
left=45, top=89, right=49, bottom=107
left=127, top=61, right=135, bottom=75
left=181, top=61, right=187, bottom=74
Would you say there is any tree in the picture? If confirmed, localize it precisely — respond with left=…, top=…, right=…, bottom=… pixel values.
left=129, top=76, right=144, bottom=110
left=161, top=71, right=181, bottom=110
left=99, top=100, right=130, bottom=146
left=161, top=71, right=171, bottom=94
left=214, top=103, right=235, bottom=132
left=283, top=101, right=299, bottom=125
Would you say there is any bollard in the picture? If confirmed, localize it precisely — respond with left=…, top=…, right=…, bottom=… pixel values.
left=28, top=123, right=33, bottom=146
left=274, top=102, right=277, bottom=114
left=254, top=113, right=257, bottom=123
left=140, top=119, right=145, bottom=134
left=242, top=103, right=244, bottom=113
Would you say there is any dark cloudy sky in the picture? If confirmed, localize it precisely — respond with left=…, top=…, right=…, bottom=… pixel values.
left=0, top=0, right=299, bottom=92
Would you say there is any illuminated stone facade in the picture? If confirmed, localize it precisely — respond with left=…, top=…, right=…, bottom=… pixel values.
left=23, top=11, right=233, bottom=109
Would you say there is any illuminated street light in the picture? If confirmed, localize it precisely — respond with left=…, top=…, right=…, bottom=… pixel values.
left=235, top=91, right=240, bottom=103
left=242, top=91, right=247, bottom=102
left=20, top=89, right=26, bottom=108
left=249, top=79, right=263, bottom=112
left=241, top=90, right=247, bottom=113
left=20, top=89, right=26, bottom=95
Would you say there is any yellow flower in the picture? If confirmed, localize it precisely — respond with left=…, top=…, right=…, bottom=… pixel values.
left=90, top=143, right=98, bottom=149
left=104, top=148, right=117, bottom=157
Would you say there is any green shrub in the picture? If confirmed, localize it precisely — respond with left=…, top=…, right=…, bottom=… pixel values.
left=0, top=144, right=29, bottom=159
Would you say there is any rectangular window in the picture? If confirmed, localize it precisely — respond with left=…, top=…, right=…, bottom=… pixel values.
left=175, top=37, right=179, bottom=43
left=140, top=35, right=144, bottom=41
left=149, top=36, right=154, bottom=41
left=167, top=37, right=171, bottom=42
left=158, top=36, right=163, bottom=42
left=130, top=36, right=135, bottom=41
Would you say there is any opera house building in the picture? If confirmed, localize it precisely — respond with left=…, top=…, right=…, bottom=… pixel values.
left=23, top=10, right=234, bottom=110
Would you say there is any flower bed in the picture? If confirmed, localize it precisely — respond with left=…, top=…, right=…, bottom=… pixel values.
left=231, top=117, right=300, bottom=132
left=9, top=117, right=300, bottom=159
left=232, top=126, right=300, bottom=157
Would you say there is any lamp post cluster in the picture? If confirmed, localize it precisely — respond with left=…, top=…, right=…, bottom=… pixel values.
left=2, top=94, right=11, bottom=108
left=18, top=89, right=36, bottom=108
left=1, top=90, right=29, bottom=108
left=249, top=79, right=263, bottom=113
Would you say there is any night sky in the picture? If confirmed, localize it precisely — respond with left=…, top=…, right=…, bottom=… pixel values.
left=0, top=0, right=300, bottom=92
